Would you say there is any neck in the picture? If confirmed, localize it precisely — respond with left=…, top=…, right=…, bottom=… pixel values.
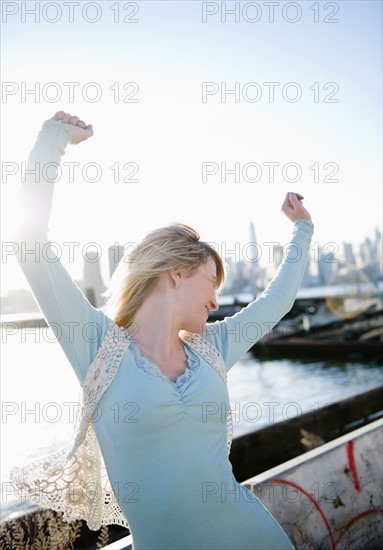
left=129, top=287, right=182, bottom=358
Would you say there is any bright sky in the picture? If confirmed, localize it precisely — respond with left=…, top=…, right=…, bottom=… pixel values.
left=1, top=0, right=382, bottom=293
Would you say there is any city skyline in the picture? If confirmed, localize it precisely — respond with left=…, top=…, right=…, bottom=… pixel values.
left=2, top=223, right=381, bottom=314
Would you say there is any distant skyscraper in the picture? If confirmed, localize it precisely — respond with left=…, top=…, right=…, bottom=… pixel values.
left=248, top=221, right=259, bottom=293
left=361, top=236, right=379, bottom=267
left=374, top=226, right=382, bottom=245
left=375, top=228, right=383, bottom=277
left=358, top=232, right=382, bottom=281
left=272, top=244, right=284, bottom=268
left=343, top=242, right=356, bottom=265
left=108, top=243, right=125, bottom=279
left=223, top=256, right=234, bottom=293
left=318, top=247, right=337, bottom=285
left=371, top=228, right=382, bottom=267
left=249, top=221, right=256, bottom=252
left=300, top=254, right=313, bottom=288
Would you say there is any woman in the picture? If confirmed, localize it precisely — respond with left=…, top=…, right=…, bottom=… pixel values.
left=11, top=111, right=314, bottom=549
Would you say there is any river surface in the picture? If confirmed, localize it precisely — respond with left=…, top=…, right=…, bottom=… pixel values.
left=1, top=327, right=382, bottom=518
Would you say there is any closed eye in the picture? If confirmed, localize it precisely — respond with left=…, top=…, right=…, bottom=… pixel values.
left=199, top=267, right=218, bottom=290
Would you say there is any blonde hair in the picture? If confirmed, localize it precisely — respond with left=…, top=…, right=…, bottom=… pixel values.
left=101, top=223, right=225, bottom=328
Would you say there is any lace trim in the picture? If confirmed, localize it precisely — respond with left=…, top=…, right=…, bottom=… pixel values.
left=70, top=324, right=132, bottom=456
left=11, top=323, right=131, bottom=531
left=174, top=345, right=200, bottom=388
left=130, top=341, right=200, bottom=390
left=180, top=331, right=227, bottom=383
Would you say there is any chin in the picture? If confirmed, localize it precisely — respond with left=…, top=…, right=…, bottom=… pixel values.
left=182, top=321, right=207, bottom=334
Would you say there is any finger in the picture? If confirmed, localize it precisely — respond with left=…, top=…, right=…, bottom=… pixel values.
left=281, top=194, right=292, bottom=213
left=289, top=192, right=301, bottom=206
left=77, top=120, right=86, bottom=128
left=62, top=112, right=72, bottom=124
left=68, top=115, right=80, bottom=125
left=52, top=111, right=65, bottom=121
left=85, top=124, right=94, bottom=136
left=282, top=192, right=291, bottom=205
left=282, top=193, right=299, bottom=213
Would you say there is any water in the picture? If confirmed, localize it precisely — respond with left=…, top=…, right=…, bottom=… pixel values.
left=1, top=327, right=382, bottom=519
left=227, top=352, right=382, bottom=436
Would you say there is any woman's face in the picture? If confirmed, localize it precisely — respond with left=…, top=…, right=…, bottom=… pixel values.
left=177, top=256, right=219, bottom=333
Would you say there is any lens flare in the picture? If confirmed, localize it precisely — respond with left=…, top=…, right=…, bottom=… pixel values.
left=325, top=268, right=376, bottom=319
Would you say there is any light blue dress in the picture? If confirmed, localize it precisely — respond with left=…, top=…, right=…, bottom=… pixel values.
left=14, top=120, right=314, bottom=549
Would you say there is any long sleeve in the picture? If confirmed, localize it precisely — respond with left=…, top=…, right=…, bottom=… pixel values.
left=13, top=119, right=111, bottom=384
left=204, top=219, right=314, bottom=371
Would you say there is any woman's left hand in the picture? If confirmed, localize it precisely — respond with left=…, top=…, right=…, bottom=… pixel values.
left=281, top=192, right=312, bottom=222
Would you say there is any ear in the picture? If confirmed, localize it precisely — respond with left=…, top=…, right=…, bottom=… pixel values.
left=169, top=269, right=182, bottom=288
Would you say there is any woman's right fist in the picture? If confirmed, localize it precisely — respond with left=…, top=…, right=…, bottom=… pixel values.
left=51, top=111, right=94, bottom=145
left=281, top=192, right=312, bottom=223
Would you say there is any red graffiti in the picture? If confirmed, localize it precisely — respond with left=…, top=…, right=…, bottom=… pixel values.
left=272, top=479, right=336, bottom=549
left=346, top=440, right=361, bottom=492
left=270, top=479, right=383, bottom=550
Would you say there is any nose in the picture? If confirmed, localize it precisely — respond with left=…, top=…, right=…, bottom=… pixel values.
left=208, top=296, right=219, bottom=312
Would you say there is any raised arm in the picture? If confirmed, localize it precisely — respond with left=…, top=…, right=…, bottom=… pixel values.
left=12, top=112, right=111, bottom=384
left=204, top=192, right=314, bottom=370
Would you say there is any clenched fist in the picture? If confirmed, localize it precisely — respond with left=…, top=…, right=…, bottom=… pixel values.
left=51, top=111, right=94, bottom=145
left=281, top=192, right=312, bottom=222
